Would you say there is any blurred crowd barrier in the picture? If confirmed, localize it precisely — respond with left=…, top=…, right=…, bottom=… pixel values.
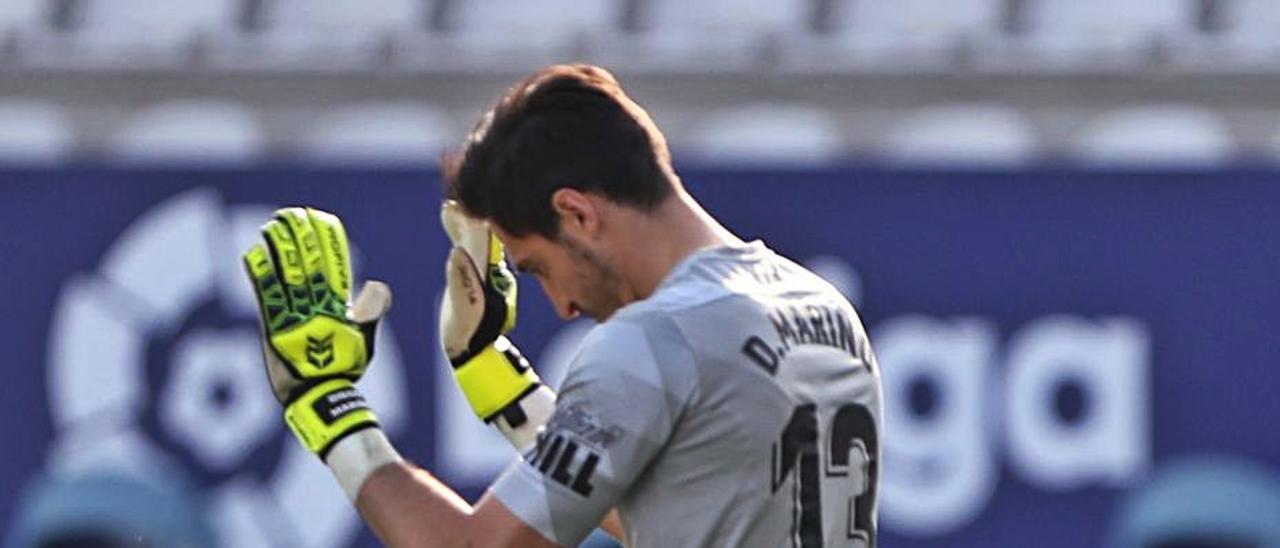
left=2, top=168, right=1279, bottom=547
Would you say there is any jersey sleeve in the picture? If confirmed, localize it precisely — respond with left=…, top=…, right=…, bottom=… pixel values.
left=489, top=316, right=693, bottom=546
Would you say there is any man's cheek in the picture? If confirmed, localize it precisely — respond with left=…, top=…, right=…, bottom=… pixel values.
left=538, top=279, right=575, bottom=319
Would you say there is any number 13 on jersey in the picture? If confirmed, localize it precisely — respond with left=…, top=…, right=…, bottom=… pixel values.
left=772, top=401, right=879, bottom=548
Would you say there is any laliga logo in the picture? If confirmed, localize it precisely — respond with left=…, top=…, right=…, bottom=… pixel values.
left=45, top=188, right=408, bottom=547
left=875, top=315, right=1150, bottom=536
left=783, top=258, right=1151, bottom=537
left=808, top=258, right=1152, bottom=536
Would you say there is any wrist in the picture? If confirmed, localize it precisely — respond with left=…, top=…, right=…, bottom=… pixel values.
left=325, top=428, right=403, bottom=502
left=283, top=378, right=380, bottom=459
left=494, top=385, right=557, bottom=452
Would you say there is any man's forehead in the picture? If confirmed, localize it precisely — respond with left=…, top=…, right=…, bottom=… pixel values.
left=492, top=225, right=540, bottom=264
left=491, top=225, right=520, bottom=251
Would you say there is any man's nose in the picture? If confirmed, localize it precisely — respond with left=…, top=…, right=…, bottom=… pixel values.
left=540, top=282, right=578, bottom=320
left=553, top=297, right=579, bottom=320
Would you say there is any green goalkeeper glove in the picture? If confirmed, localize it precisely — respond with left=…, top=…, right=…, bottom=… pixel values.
left=439, top=200, right=544, bottom=427
left=243, top=207, right=391, bottom=459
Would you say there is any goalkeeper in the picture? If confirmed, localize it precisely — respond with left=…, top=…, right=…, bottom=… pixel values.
left=244, top=64, right=883, bottom=547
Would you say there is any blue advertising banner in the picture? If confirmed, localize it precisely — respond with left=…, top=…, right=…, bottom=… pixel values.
left=2, top=168, right=1279, bottom=547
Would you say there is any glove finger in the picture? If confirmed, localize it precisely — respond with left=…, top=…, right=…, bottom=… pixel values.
left=243, top=243, right=300, bottom=333
left=278, top=207, right=350, bottom=320
left=350, top=280, right=392, bottom=324
left=244, top=244, right=305, bottom=395
left=441, top=247, right=486, bottom=358
left=486, top=233, right=518, bottom=333
left=441, top=200, right=490, bottom=277
left=306, top=208, right=354, bottom=305
left=485, top=232, right=506, bottom=269
left=262, top=218, right=315, bottom=317
left=276, top=207, right=324, bottom=281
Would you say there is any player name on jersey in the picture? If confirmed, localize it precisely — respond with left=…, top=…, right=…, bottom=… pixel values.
left=743, top=303, right=862, bottom=375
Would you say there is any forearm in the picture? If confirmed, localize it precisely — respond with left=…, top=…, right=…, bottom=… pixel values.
left=355, top=461, right=474, bottom=548
left=328, top=429, right=553, bottom=548
left=323, top=428, right=470, bottom=547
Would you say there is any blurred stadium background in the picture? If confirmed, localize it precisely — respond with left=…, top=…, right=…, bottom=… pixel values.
left=8, top=0, right=1280, bottom=165
left=4, top=1, right=1280, bottom=547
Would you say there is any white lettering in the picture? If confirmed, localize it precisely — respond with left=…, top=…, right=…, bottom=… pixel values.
left=1005, top=317, right=1150, bottom=489
left=876, top=316, right=998, bottom=536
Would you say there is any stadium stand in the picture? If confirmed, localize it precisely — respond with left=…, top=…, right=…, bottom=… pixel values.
left=686, top=103, right=844, bottom=166
left=609, top=0, right=809, bottom=71
left=108, top=99, right=264, bottom=164
left=42, top=0, right=243, bottom=66
left=1184, top=0, right=1280, bottom=66
left=298, top=101, right=455, bottom=164
left=1220, top=0, right=1280, bottom=39
left=419, top=0, right=622, bottom=70
left=1071, top=105, right=1235, bottom=166
left=0, top=98, right=73, bottom=163
left=802, top=0, right=1005, bottom=68
left=0, top=0, right=1277, bottom=164
left=246, top=0, right=429, bottom=67
left=0, top=0, right=45, bottom=49
left=1010, top=0, right=1199, bottom=67
left=880, top=104, right=1040, bottom=166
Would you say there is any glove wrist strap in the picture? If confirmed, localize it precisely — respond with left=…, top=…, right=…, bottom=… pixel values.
left=452, top=336, right=541, bottom=422
left=284, top=378, right=380, bottom=459
left=494, top=385, right=558, bottom=453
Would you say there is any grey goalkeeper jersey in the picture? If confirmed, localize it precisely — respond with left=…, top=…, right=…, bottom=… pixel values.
left=491, top=241, right=882, bottom=548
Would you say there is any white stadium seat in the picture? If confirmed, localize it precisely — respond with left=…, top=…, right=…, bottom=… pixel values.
left=687, top=104, right=845, bottom=166
left=0, top=0, right=45, bottom=33
left=109, top=100, right=265, bottom=165
left=2, top=1, right=53, bottom=60
left=299, top=102, right=454, bottom=164
left=0, top=99, right=74, bottom=164
left=613, top=0, right=809, bottom=70
left=648, top=0, right=804, bottom=34
left=263, top=0, right=425, bottom=34
left=1188, top=0, right=1280, bottom=64
left=1019, top=0, right=1198, bottom=64
left=428, top=0, right=621, bottom=68
left=1071, top=105, right=1235, bottom=166
left=68, top=0, right=242, bottom=63
left=250, top=0, right=428, bottom=65
left=844, top=0, right=1000, bottom=34
left=80, top=0, right=240, bottom=36
left=823, top=0, right=1003, bottom=62
left=1220, top=0, right=1280, bottom=35
left=881, top=104, right=1039, bottom=166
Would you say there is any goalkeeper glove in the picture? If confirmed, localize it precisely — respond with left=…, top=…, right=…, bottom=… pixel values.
left=242, top=207, right=391, bottom=460
left=439, top=201, right=553, bottom=446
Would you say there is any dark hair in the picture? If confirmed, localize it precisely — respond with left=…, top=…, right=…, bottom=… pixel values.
left=443, top=64, right=678, bottom=238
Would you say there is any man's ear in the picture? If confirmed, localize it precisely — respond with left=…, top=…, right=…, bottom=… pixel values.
left=550, top=188, right=601, bottom=238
